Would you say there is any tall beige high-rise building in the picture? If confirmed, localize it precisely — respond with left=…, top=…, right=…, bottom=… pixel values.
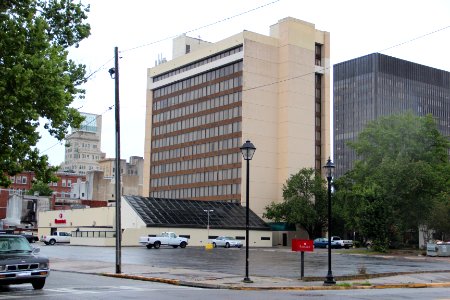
left=143, top=17, right=331, bottom=217
left=61, top=112, right=106, bottom=175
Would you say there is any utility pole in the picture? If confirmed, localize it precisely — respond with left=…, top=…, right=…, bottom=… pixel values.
left=109, top=47, right=122, bottom=274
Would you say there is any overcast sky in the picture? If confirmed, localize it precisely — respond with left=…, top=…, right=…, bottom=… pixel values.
left=36, top=0, right=450, bottom=166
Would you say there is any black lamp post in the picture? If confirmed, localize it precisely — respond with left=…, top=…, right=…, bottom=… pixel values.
left=240, top=140, right=256, bottom=283
left=323, top=157, right=336, bottom=285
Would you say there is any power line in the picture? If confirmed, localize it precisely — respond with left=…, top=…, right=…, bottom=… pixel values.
left=41, top=10, right=449, bottom=158
left=377, top=25, right=450, bottom=54
left=92, top=23, right=450, bottom=112
left=83, top=56, right=114, bottom=82
left=40, top=105, right=115, bottom=155
left=48, top=0, right=282, bottom=155
left=233, top=24, right=450, bottom=93
left=121, top=0, right=280, bottom=53
left=80, top=1, right=280, bottom=84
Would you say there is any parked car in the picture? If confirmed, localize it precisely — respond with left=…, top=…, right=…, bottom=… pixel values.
left=139, top=232, right=188, bottom=249
left=331, top=236, right=353, bottom=249
left=20, top=232, right=39, bottom=243
left=40, top=231, right=71, bottom=245
left=210, top=236, right=243, bottom=248
left=313, top=237, right=340, bottom=249
left=0, top=234, right=50, bottom=289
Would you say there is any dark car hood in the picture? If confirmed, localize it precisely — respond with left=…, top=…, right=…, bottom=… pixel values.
left=0, top=252, right=49, bottom=264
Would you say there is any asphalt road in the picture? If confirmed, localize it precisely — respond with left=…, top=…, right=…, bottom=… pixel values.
left=1, top=271, right=449, bottom=300
left=37, top=243, right=450, bottom=278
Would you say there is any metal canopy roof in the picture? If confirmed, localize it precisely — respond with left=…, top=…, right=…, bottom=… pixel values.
left=123, top=196, right=270, bottom=230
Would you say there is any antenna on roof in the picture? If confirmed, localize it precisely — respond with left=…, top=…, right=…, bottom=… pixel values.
left=155, top=53, right=167, bottom=66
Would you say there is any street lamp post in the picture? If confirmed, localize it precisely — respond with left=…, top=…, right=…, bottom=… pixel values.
left=240, top=140, right=256, bottom=283
left=204, top=209, right=214, bottom=240
left=323, top=157, right=336, bottom=285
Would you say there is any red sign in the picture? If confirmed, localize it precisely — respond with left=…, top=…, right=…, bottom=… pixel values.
left=54, top=219, right=66, bottom=224
left=292, top=239, right=314, bottom=252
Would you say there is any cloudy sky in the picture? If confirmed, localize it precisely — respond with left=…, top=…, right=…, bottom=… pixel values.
left=36, top=0, right=450, bottom=166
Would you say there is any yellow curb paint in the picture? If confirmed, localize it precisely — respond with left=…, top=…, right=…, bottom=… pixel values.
left=100, top=273, right=450, bottom=291
left=101, top=273, right=180, bottom=285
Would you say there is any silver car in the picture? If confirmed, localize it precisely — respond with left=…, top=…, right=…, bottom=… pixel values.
left=210, top=236, right=243, bottom=248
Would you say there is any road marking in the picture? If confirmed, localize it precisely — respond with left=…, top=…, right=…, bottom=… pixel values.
left=0, top=285, right=199, bottom=299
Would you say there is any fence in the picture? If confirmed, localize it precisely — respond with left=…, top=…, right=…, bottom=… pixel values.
left=71, top=230, right=115, bottom=238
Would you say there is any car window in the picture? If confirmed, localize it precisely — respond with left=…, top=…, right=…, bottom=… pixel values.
left=0, top=237, right=32, bottom=252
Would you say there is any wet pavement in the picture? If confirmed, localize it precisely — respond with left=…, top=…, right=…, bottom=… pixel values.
left=40, top=244, right=450, bottom=290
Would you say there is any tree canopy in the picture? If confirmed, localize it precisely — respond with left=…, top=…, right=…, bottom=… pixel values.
left=0, top=0, right=90, bottom=187
left=334, top=112, right=450, bottom=251
left=263, top=168, right=328, bottom=238
left=27, top=180, right=53, bottom=196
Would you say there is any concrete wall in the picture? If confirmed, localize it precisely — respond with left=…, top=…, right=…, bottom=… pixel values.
left=123, top=227, right=272, bottom=247
left=38, top=207, right=115, bottom=237
left=241, top=18, right=331, bottom=217
left=69, top=227, right=272, bottom=247
left=172, top=34, right=211, bottom=59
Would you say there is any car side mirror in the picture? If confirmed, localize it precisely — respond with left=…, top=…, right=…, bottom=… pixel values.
left=32, top=247, right=40, bottom=254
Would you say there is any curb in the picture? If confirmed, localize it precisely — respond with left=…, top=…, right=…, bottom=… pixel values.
left=302, top=269, right=450, bottom=282
left=100, top=272, right=450, bottom=291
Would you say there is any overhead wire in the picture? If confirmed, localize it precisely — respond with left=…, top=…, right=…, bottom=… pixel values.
left=39, top=0, right=282, bottom=156
left=39, top=3, right=449, bottom=157
left=238, top=24, right=450, bottom=93
left=40, top=105, right=115, bottom=155
left=377, top=25, right=450, bottom=54
left=121, top=0, right=281, bottom=53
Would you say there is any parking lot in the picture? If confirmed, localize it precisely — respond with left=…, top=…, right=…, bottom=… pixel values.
left=38, top=243, right=450, bottom=279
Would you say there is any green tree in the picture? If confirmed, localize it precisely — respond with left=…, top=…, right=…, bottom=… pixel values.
left=424, top=195, right=450, bottom=242
left=27, top=180, right=54, bottom=196
left=0, top=0, right=90, bottom=187
left=335, top=112, right=450, bottom=250
left=263, top=168, right=328, bottom=237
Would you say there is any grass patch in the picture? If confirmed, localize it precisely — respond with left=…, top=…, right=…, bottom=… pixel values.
left=353, top=281, right=372, bottom=286
left=336, top=282, right=352, bottom=287
left=336, top=248, right=383, bottom=255
left=337, top=248, right=423, bottom=256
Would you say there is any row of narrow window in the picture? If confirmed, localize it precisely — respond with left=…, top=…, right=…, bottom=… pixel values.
left=151, top=137, right=240, bottom=163
left=153, top=46, right=243, bottom=83
left=150, top=183, right=241, bottom=200
left=153, top=91, right=241, bottom=123
left=151, top=167, right=241, bottom=187
left=153, top=106, right=241, bottom=137
left=151, top=153, right=241, bottom=175
left=152, top=122, right=241, bottom=149
left=153, top=75, right=242, bottom=111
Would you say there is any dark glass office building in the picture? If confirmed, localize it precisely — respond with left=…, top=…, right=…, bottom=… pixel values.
left=334, top=53, right=450, bottom=178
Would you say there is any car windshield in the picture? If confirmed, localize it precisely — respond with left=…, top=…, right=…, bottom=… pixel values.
left=0, top=236, right=32, bottom=252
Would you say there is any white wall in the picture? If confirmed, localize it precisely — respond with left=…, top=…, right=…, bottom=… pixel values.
left=38, top=203, right=273, bottom=247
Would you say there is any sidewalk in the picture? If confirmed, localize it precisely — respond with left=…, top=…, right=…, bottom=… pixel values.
left=50, top=257, right=450, bottom=291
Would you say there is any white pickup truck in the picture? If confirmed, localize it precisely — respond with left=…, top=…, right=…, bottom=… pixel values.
left=331, top=236, right=353, bottom=249
left=40, top=231, right=71, bottom=245
left=139, top=232, right=188, bottom=249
